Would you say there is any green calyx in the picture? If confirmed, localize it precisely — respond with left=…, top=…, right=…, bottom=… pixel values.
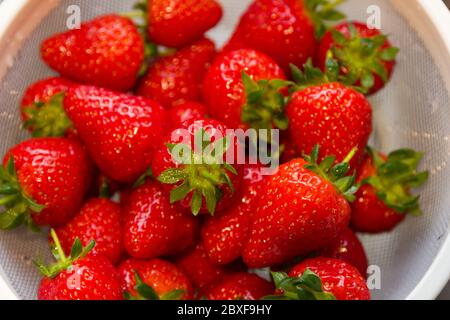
left=34, top=229, right=95, bottom=278
left=262, top=270, right=336, bottom=300
left=364, top=147, right=429, bottom=216
left=124, top=271, right=185, bottom=300
left=0, top=157, right=45, bottom=230
left=22, top=93, right=73, bottom=138
left=329, top=24, right=399, bottom=94
left=290, top=58, right=340, bottom=92
left=157, top=129, right=238, bottom=216
left=241, top=72, right=292, bottom=133
left=303, top=145, right=359, bottom=202
left=304, top=0, right=347, bottom=39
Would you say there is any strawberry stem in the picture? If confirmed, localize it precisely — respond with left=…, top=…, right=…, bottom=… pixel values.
left=50, top=228, right=68, bottom=263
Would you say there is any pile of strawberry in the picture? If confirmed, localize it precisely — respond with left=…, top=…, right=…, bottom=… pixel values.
left=0, top=0, right=429, bottom=301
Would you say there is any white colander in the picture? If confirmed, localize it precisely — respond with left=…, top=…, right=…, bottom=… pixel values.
left=0, top=0, right=450, bottom=300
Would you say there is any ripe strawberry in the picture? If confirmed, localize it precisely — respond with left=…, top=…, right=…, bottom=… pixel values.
left=168, top=101, right=209, bottom=131
left=137, top=38, right=216, bottom=108
left=287, top=63, right=372, bottom=168
left=286, top=257, right=370, bottom=300
left=316, top=227, right=368, bottom=277
left=0, top=138, right=91, bottom=229
left=41, top=15, right=145, bottom=92
left=202, top=272, right=274, bottom=300
left=123, top=181, right=198, bottom=259
left=64, top=85, right=168, bottom=183
left=37, top=230, right=123, bottom=300
left=152, top=119, right=242, bottom=216
left=21, top=77, right=75, bottom=138
left=242, top=146, right=355, bottom=268
left=351, top=148, right=428, bottom=233
left=224, top=0, right=345, bottom=72
left=119, top=258, right=194, bottom=300
left=145, top=0, right=223, bottom=48
left=316, top=21, right=398, bottom=95
left=203, top=49, right=287, bottom=130
left=53, top=198, right=123, bottom=264
left=201, top=164, right=267, bottom=264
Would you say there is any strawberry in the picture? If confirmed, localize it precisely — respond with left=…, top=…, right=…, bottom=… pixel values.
left=152, top=118, right=242, bottom=216
left=242, top=146, right=355, bottom=268
left=287, top=62, right=372, bottom=169
left=119, top=258, right=194, bottom=300
left=144, top=0, right=223, bottom=48
left=64, top=85, right=168, bottom=183
left=137, top=38, right=216, bottom=108
left=201, top=164, right=267, bottom=264
left=316, top=21, right=398, bottom=95
left=168, top=101, right=209, bottom=131
left=0, top=138, right=91, bottom=229
left=37, top=230, right=123, bottom=300
left=282, top=257, right=370, bottom=300
left=202, top=272, right=274, bottom=300
left=203, top=49, right=288, bottom=130
left=53, top=198, right=123, bottom=264
left=123, top=181, right=198, bottom=259
left=21, top=77, right=75, bottom=138
left=351, top=148, right=428, bottom=233
left=41, top=15, right=145, bottom=92
left=175, top=243, right=230, bottom=289
left=316, top=227, right=368, bottom=277
left=224, top=0, right=345, bottom=72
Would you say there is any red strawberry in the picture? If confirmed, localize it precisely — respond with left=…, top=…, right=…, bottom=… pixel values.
left=168, top=101, right=209, bottom=131
left=316, top=21, right=398, bottom=95
left=286, top=66, right=372, bottom=168
left=287, top=257, right=370, bottom=300
left=280, top=135, right=301, bottom=164
left=203, top=49, right=287, bottom=130
left=152, top=118, right=242, bottom=216
left=64, top=85, right=168, bottom=183
left=176, top=243, right=230, bottom=289
left=37, top=230, right=123, bottom=300
left=224, top=0, right=345, bottom=72
left=119, top=258, right=194, bottom=300
left=201, top=164, right=267, bottom=264
left=137, top=38, right=216, bottom=108
left=202, top=272, right=273, bottom=300
left=41, top=15, right=145, bottom=92
left=317, top=227, right=368, bottom=277
left=0, top=138, right=91, bottom=229
left=123, top=181, right=198, bottom=259
left=53, top=198, right=123, bottom=264
left=351, top=148, right=428, bottom=233
left=242, top=146, right=355, bottom=268
left=145, top=0, right=223, bottom=48
left=21, top=77, right=75, bottom=138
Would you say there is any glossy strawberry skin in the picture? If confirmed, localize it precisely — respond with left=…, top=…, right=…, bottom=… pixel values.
left=286, top=82, right=372, bottom=169
left=290, top=257, right=370, bottom=300
left=123, top=181, right=198, bottom=259
left=203, top=49, right=286, bottom=129
left=137, top=38, right=216, bottom=108
left=168, top=102, right=209, bottom=131
left=119, top=258, right=194, bottom=300
left=243, top=159, right=351, bottom=268
left=201, top=164, right=266, bottom=264
left=202, top=272, right=274, bottom=300
left=38, top=255, right=123, bottom=300
left=148, top=0, right=223, bottom=48
left=316, top=21, right=395, bottom=95
left=53, top=198, right=123, bottom=265
left=3, top=138, right=92, bottom=227
left=64, top=85, right=168, bottom=183
left=317, top=227, right=368, bottom=277
left=41, top=15, right=144, bottom=92
left=224, top=0, right=316, bottom=72
left=350, top=153, right=405, bottom=233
